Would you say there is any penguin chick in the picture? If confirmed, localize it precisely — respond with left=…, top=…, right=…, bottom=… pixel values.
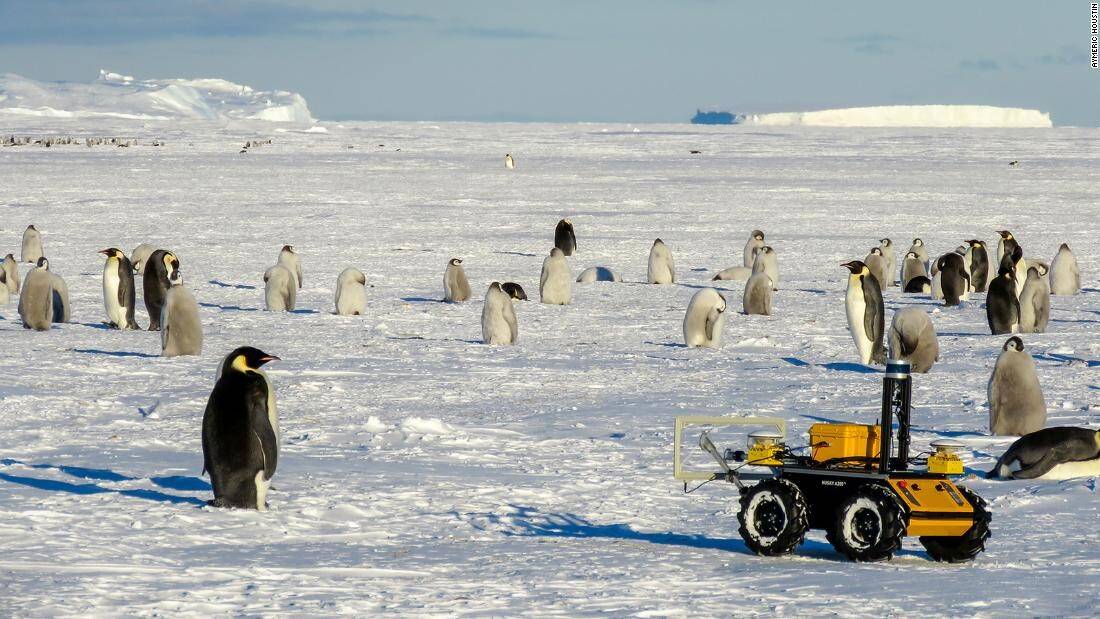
left=647, top=238, right=675, bottom=284
left=539, top=248, right=572, bottom=305
left=334, top=268, right=367, bottom=316
left=443, top=258, right=471, bottom=303
left=264, top=265, right=296, bottom=311
left=18, top=257, right=52, bottom=331
left=888, top=307, right=938, bottom=373
left=743, top=230, right=764, bottom=268
left=482, top=282, right=518, bottom=345
left=684, top=288, right=727, bottom=348
left=988, top=336, right=1046, bottom=436
left=742, top=272, right=773, bottom=316
left=1048, top=243, right=1080, bottom=295
left=161, top=270, right=203, bottom=357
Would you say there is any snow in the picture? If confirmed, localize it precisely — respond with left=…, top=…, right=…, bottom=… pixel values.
left=0, top=71, right=314, bottom=124
left=1, top=117, right=1098, bottom=615
left=746, top=105, right=1053, bottom=128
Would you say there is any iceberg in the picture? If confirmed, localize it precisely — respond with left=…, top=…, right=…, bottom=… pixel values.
left=744, top=105, right=1051, bottom=128
left=0, top=70, right=314, bottom=124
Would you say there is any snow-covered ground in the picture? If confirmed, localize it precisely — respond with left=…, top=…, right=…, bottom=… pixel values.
left=0, top=118, right=1097, bottom=616
left=745, top=105, right=1053, bottom=128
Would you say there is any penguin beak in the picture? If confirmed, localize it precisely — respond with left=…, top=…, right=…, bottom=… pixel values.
left=98, top=249, right=110, bottom=255
left=259, top=354, right=280, bottom=364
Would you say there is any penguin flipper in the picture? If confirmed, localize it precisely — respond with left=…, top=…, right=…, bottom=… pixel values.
left=862, top=278, right=885, bottom=362
left=249, top=381, right=278, bottom=479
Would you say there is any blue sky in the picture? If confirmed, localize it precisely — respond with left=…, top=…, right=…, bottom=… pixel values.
left=0, top=1, right=1093, bottom=125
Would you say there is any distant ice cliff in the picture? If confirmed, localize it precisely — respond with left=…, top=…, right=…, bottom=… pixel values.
left=744, top=105, right=1051, bottom=128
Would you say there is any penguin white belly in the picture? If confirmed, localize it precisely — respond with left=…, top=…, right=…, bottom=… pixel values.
left=254, top=470, right=270, bottom=511
left=846, top=284, right=871, bottom=364
left=1014, top=263, right=1027, bottom=297
left=1040, top=459, right=1100, bottom=480
left=930, top=271, right=943, bottom=300
left=103, top=267, right=125, bottom=325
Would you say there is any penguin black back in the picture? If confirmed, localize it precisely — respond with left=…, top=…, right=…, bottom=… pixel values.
left=143, top=249, right=179, bottom=331
left=554, top=219, right=576, bottom=256
left=936, top=252, right=969, bottom=306
left=986, top=267, right=1020, bottom=335
left=202, top=346, right=280, bottom=510
left=501, top=282, right=527, bottom=300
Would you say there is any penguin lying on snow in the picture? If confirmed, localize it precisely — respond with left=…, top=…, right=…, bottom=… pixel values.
left=202, top=347, right=281, bottom=510
left=988, top=427, right=1100, bottom=480
left=577, top=266, right=621, bottom=283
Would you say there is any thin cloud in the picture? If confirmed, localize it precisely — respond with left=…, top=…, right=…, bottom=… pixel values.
left=438, top=26, right=559, bottom=41
left=960, top=59, right=1001, bottom=71
left=836, top=33, right=902, bottom=55
left=1037, top=46, right=1090, bottom=66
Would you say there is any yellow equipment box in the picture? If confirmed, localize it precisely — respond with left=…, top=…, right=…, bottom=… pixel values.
left=810, top=423, right=881, bottom=464
left=887, top=478, right=977, bottom=537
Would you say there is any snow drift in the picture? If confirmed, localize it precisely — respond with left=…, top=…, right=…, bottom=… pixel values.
left=0, top=70, right=314, bottom=124
left=745, top=105, right=1052, bottom=128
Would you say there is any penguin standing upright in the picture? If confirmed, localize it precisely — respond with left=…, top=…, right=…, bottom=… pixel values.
left=743, top=230, right=765, bottom=268
left=202, top=347, right=281, bottom=510
left=988, top=427, right=1100, bottom=480
left=554, top=219, right=577, bottom=256
left=996, top=230, right=1019, bottom=266
left=482, top=282, right=518, bottom=345
left=751, top=246, right=779, bottom=290
left=539, top=247, right=572, bottom=305
left=864, top=247, right=888, bottom=290
left=99, top=248, right=139, bottom=329
left=130, top=243, right=156, bottom=274
left=647, top=238, right=675, bottom=284
left=900, top=251, right=927, bottom=290
left=966, top=240, right=990, bottom=292
left=161, top=270, right=203, bottom=357
left=18, top=258, right=52, bottom=331
left=683, top=288, right=727, bottom=348
left=908, top=238, right=929, bottom=272
left=277, top=245, right=303, bottom=289
left=986, top=267, right=1020, bottom=335
left=2, top=254, right=20, bottom=294
left=49, top=267, right=70, bottom=323
left=334, top=268, right=368, bottom=315
left=887, top=307, right=939, bottom=373
left=443, top=258, right=471, bottom=302
left=842, top=260, right=886, bottom=365
left=21, top=225, right=43, bottom=263
left=742, top=272, right=773, bottom=315
left=1006, top=245, right=1027, bottom=298
left=263, top=265, right=296, bottom=311
left=1018, top=266, right=1050, bottom=334
left=1048, top=243, right=1080, bottom=295
left=505, top=154, right=515, bottom=169
left=988, top=336, right=1046, bottom=436
left=936, top=252, right=970, bottom=306
left=878, top=238, right=896, bottom=287
left=143, top=249, right=179, bottom=331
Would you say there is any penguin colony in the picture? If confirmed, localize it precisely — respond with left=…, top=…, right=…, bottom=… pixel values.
left=1, top=212, right=1092, bottom=508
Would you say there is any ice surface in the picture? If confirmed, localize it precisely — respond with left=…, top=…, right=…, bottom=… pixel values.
left=0, top=70, right=314, bottom=124
left=747, top=105, right=1053, bottom=128
left=0, top=117, right=1097, bottom=615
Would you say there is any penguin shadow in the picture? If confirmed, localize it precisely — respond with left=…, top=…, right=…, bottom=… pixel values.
left=1050, top=318, right=1100, bottom=325
left=0, top=459, right=208, bottom=506
left=199, top=302, right=259, bottom=312
left=76, top=322, right=112, bottom=330
left=795, top=288, right=829, bottom=296
left=73, top=348, right=159, bottom=358
left=1032, top=353, right=1099, bottom=367
left=644, top=341, right=688, bottom=349
left=289, top=308, right=319, bottom=315
left=401, top=296, right=442, bottom=303
left=781, top=357, right=879, bottom=374
left=495, top=251, right=537, bottom=257
left=208, top=279, right=257, bottom=290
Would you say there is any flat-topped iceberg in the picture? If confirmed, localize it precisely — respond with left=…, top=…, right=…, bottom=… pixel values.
left=0, top=70, right=314, bottom=124
left=745, top=105, right=1052, bottom=128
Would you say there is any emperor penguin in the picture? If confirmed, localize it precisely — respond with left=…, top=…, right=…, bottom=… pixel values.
left=130, top=243, right=156, bottom=274
left=334, top=268, right=368, bottom=315
left=49, top=267, right=71, bottom=323
left=1005, top=245, right=1027, bottom=298
left=263, top=265, right=296, bottom=311
left=1018, top=266, right=1050, bottom=334
left=878, top=238, right=896, bottom=287
left=17, top=258, right=53, bottom=331
left=143, top=249, right=179, bottom=331
left=1048, top=243, right=1080, bottom=295
left=21, top=224, right=43, bottom=263
left=742, top=272, right=773, bottom=315
left=2, top=254, right=20, bottom=294
left=683, top=288, right=727, bottom=348
left=554, top=219, right=577, bottom=256
left=996, top=230, right=1019, bottom=266
left=751, top=246, right=779, bottom=290
left=864, top=247, right=889, bottom=290
left=986, top=267, right=1020, bottom=335
left=987, top=427, right=1100, bottom=480
left=443, top=258, right=471, bottom=302
left=99, top=248, right=139, bottom=329
left=841, top=260, right=886, bottom=365
left=539, top=247, right=572, bottom=305
left=647, top=238, right=675, bottom=284
left=505, top=153, right=515, bottom=169
left=577, top=266, right=621, bottom=283
left=277, top=245, right=303, bottom=289
left=743, top=230, right=765, bottom=268
left=201, top=346, right=281, bottom=510
left=988, top=336, right=1046, bottom=436
left=481, top=282, right=518, bottom=345
left=936, top=252, right=970, bottom=306
left=712, top=265, right=752, bottom=282
left=903, top=275, right=932, bottom=294
left=887, top=308, right=939, bottom=373
left=966, top=240, right=990, bottom=292
left=501, top=282, right=527, bottom=300
left=161, top=270, right=203, bottom=357
left=900, top=251, right=927, bottom=290
left=907, top=238, right=929, bottom=272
